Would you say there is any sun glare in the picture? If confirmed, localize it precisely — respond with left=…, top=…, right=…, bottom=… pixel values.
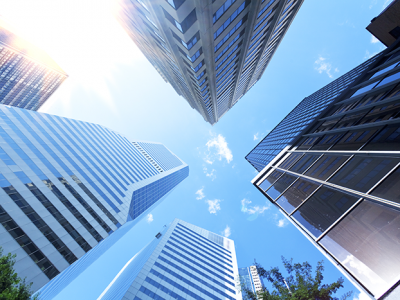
left=0, top=0, right=144, bottom=112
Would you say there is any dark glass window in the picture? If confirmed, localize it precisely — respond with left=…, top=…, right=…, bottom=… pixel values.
left=371, top=166, right=400, bottom=204
left=357, top=104, right=400, bottom=125
left=364, top=124, right=400, bottom=151
left=319, top=200, right=400, bottom=297
left=296, top=136, right=319, bottom=150
left=278, top=153, right=302, bottom=170
left=276, top=179, right=319, bottom=214
left=375, top=70, right=400, bottom=88
left=311, top=133, right=344, bottom=150
left=258, top=170, right=283, bottom=191
left=330, top=128, right=380, bottom=150
left=266, top=173, right=297, bottom=200
left=305, top=155, right=351, bottom=181
left=292, top=187, right=359, bottom=238
left=289, top=154, right=320, bottom=174
left=166, top=0, right=185, bottom=10
left=329, top=155, right=400, bottom=193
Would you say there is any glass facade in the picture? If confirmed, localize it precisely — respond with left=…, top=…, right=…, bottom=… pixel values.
left=114, top=0, right=303, bottom=124
left=0, top=105, right=188, bottom=293
left=239, top=265, right=264, bottom=299
left=0, top=26, right=67, bottom=110
left=252, top=40, right=400, bottom=298
left=97, top=219, right=241, bottom=300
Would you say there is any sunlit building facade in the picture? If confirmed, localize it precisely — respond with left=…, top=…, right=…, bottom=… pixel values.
left=0, top=25, right=67, bottom=110
left=96, top=219, right=241, bottom=300
left=249, top=34, right=400, bottom=299
left=114, top=0, right=303, bottom=124
left=0, top=105, right=188, bottom=293
left=239, top=265, right=264, bottom=299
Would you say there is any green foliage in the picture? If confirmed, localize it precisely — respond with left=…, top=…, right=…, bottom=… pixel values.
left=0, top=247, right=38, bottom=300
left=241, top=257, right=352, bottom=300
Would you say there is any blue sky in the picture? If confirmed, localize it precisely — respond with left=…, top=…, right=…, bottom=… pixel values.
left=0, top=0, right=391, bottom=299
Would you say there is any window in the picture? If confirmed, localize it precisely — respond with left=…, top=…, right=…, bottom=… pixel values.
left=371, top=166, right=400, bottom=204
left=258, top=170, right=283, bottom=191
left=319, top=200, right=400, bottom=297
left=278, top=153, right=302, bottom=169
left=266, top=173, right=298, bottom=200
left=364, top=124, right=400, bottom=151
left=213, top=0, right=238, bottom=24
left=311, top=133, right=345, bottom=150
left=292, top=187, right=360, bottom=238
left=331, top=128, right=381, bottom=150
left=289, top=154, right=321, bottom=174
left=276, top=178, right=319, bottom=214
left=214, top=1, right=246, bottom=40
left=329, top=155, right=400, bottom=193
left=305, top=155, right=351, bottom=181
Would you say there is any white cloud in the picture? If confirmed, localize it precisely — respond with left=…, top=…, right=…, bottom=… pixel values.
left=222, top=225, right=231, bottom=238
left=207, top=199, right=221, bottom=214
left=277, top=219, right=288, bottom=228
left=203, top=167, right=216, bottom=181
left=253, top=133, right=259, bottom=141
left=205, top=160, right=213, bottom=164
left=196, top=188, right=205, bottom=200
left=241, top=198, right=270, bottom=215
left=314, top=56, right=338, bottom=79
left=206, top=134, right=233, bottom=163
left=353, top=292, right=372, bottom=300
left=364, top=50, right=379, bottom=59
left=370, top=35, right=380, bottom=44
left=146, top=214, right=153, bottom=223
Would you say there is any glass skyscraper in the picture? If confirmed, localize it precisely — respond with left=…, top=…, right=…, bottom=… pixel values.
left=239, top=265, right=264, bottom=299
left=0, top=105, right=188, bottom=293
left=95, top=218, right=241, bottom=300
left=114, top=0, right=303, bottom=124
left=248, top=10, right=400, bottom=299
left=0, top=25, right=68, bottom=110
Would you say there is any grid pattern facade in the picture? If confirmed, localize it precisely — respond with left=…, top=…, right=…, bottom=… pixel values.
left=136, top=141, right=184, bottom=171
left=98, top=219, right=241, bottom=300
left=239, top=266, right=264, bottom=299
left=252, top=42, right=400, bottom=299
left=0, top=105, right=188, bottom=292
left=246, top=53, right=383, bottom=172
left=0, top=26, right=67, bottom=110
left=115, top=0, right=303, bottom=124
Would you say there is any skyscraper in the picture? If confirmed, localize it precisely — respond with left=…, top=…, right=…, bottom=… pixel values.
left=114, top=0, right=303, bottom=124
left=96, top=218, right=241, bottom=300
left=239, top=265, right=264, bottom=299
left=0, top=105, right=188, bottom=293
left=247, top=10, right=400, bottom=299
left=0, top=24, right=67, bottom=110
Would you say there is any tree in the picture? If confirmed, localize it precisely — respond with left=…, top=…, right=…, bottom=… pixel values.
left=0, top=247, right=38, bottom=300
left=241, top=257, right=352, bottom=300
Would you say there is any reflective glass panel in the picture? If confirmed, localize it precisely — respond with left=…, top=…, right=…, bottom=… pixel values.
left=371, top=166, right=400, bottom=204
left=363, top=124, right=400, bottom=151
left=320, top=200, right=400, bottom=297
left=292, top=187, right=359, bottom=238
left=305, top=155, right=351, bottom=181
left=266, top=173, right=297, bottom=200
left=258, top=170, right=283, bottom=191
left=311, top=133, right=344, bottom=150
left=276, top=178, right=319, bottom=214
left=331, top=128, right=380, bottom=150
left=329, top=155, right=400, bottom=193
left=289, top=154, right=321, bottom=174
left=278, top=153, right=302, bottom=170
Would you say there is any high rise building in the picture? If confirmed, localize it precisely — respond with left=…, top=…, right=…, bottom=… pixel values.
left=239, top=265, right=264, bottom=299
left=95, top=218, right=240, bottom=300
left=114, top=0, right=303, bottom=124
left=0, top=24, right=67, bottom=110
left=0, top=105, right=188, bottom=293
left=247, top=12, right=400, bottom=300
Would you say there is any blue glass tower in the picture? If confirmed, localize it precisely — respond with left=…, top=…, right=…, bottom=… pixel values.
left=0, top=25, right=68, bottom=110
left=96, top=219, right=241, bottom=300
left=0, top=105, right=188, bottom=293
